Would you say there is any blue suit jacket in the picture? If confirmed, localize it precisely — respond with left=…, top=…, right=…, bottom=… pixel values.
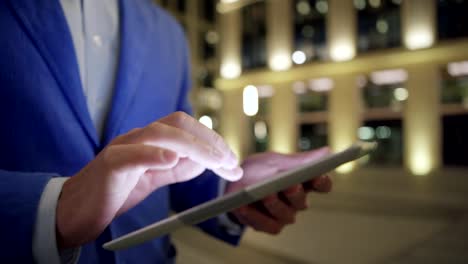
left=0, top=0, right=240, bottom=262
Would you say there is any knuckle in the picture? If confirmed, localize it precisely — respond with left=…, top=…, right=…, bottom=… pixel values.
left=146, top=122, right=165, bottom=138
left=127, top=127, right=143, bottom=135
left=171, top=111, right=190, bottom=126
left=100, top=146, right=116, bottom=168
left=212, top=133, right=225, bottom=149
left=112, top=127, right=142, bottom=145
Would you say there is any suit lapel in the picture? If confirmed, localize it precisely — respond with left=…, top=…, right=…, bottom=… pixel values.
left=7, top=0, right=99, bottom=147
left=101, top=0, right=153, bottom=145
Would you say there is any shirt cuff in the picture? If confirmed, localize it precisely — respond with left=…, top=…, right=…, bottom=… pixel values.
left=33, top=177, right=81, bottom=264
left=217, top=179, right=244, bottom=236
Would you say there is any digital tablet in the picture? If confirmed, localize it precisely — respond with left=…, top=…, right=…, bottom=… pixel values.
left=103, top=141, right=377, bottom=251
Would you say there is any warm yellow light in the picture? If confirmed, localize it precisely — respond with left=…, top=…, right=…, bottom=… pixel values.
left=404, top=29, right=434, bottom=50
left=243, top=85, right=259, bottom=116
left=220, top=0, right=238, bottom=3
left=220, top=62, right=241, bottom=79
left=408, top=135, right=435, bottom=176
left=332, top=138, right=357, bottom=174
left=330, top=42, right=355, bottom=62
left=224, top=133, right=242, bottom=161
left=198, top=115, right=213, bottom=129
left=269, top=53, right=292, bottom=71
left=336, top=162, right=355, bottom=174
left=409, top=148, right=432, bottom=176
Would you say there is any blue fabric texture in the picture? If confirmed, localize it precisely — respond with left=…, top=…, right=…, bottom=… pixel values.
left=0, top=0, right=242, bottom=262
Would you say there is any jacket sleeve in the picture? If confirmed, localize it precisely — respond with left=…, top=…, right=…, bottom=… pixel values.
left=0, top=169, right=55, bottom=262
left=169, top=27, right=244, bottom=245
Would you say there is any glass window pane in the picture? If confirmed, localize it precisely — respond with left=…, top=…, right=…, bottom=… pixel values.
left=360, top=120, right=403, bottom=166
left=299, top=123, right=328, bottom=151
left=437, top=0, right=468, bottom=41
left=441, top=63, right=468, bottom=105
left=357, top=0, right=402, bottom=52
left=293, top=0, right=328, bottom=63
left=242, top=2, right=267, bottom=70
left=176, top=0, right=186, bottom=13
left=200, top=0, right=217, bottom=23
left=252, top=119, right=269, bottom=153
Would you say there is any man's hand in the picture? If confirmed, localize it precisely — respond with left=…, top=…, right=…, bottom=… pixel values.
left=227, top=148, right=332, bottom=234
left=56, top=112, right=243, bottom=249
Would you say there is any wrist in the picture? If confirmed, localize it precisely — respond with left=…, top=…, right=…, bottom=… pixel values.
left=56, top=177, right=80, bottom=250
left=56, top=176, right=102, bottom=250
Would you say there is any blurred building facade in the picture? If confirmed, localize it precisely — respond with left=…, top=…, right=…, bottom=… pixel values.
left=157, top=0, right=468, bottom=176
left=154, top=2, right=468, bottom=263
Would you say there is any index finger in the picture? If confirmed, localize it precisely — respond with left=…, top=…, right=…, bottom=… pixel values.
left=158, top=112, right=238, bottom=169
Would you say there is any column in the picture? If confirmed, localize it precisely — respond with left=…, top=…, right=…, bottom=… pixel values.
left=404, top=64, right=441, bottom=175
left=266, top=0, right=296, bottom=153
left=269, top=84, right=297, bottom=153
left=327, top=0, right=356, bottom=61
left=218, top=9, right=242, bottom=79
left=329, top=74, right=361, bottom=173
left=218, top=6, right=245, bottom=158
left=266, top=0, right=293, bottom=71
left=220, top=89, right=250, bottom=160
left=402, top=0, right=436, bottom=50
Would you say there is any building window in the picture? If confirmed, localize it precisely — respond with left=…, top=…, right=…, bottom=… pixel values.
left=299, top=123, right=328, bottom=151
left=359, top=120, right=403, bottom=165
left=197, top=68, right=215, bottom=88
left=293, top=0, right=328, bottom=63
left=443, top=114, right=468, bottom=166
left=361, top=69, right=408, bottom=112
left=356, top=0, right=402, bottom=52
left=294, top=79, right=331, bottom=112
left=242, top=2, right=267, bottom=70
left=200, top=0, right=217, bottom=23
left=176, top=0, right=186, bottom=13
left=437, top=0, right=468, bottom=41
left=201, top=30, right=218, bottom=61
left=252, top=119, right=269, bottom=153
left=442, top=62, right=468, bottom=106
